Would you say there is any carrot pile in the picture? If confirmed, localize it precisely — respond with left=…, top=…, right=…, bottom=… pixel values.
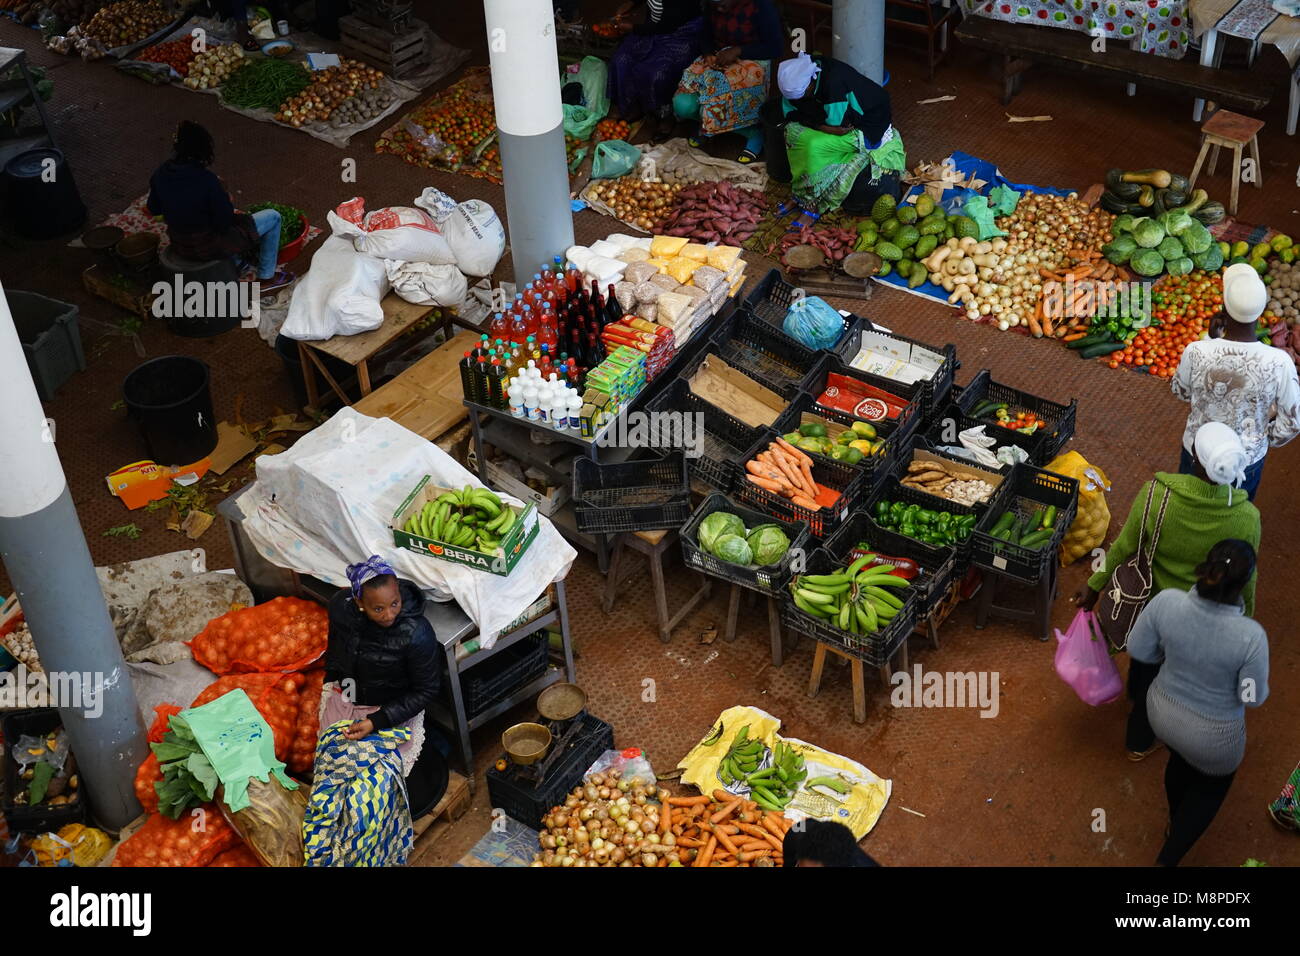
left=1032, top=252, right=1131, bottom=340
left=665, top=790, right=791, bottom=866
left=743, top=437, right=839, bottom=511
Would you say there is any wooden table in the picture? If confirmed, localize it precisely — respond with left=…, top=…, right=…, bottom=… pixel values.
left=297, top=294, right=480, bottom=411
left=1190, top=0, right=1300, bottom=133
left=353, top=328, right=481, bottom=440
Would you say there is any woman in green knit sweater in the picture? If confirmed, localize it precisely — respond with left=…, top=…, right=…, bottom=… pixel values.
left=1078, top=422, right=1261, bottom=759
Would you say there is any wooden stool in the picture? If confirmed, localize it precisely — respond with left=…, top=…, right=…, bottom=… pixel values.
left=601, top=528, right=712, bottom=643
left=806, top=639, right=909, bottom=724
left=721, top=583, right=786, bottom=667
left=973, top=562, right=1059, bottom=643
left=1188, top=110, right=1264, bottom=217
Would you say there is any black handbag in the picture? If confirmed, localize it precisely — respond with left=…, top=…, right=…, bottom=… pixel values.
left=1096, top=482, right=1170, bottom=651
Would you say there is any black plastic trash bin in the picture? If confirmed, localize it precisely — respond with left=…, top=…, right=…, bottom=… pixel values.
left=122, top=356, right=218, bottom=465
left=2, top=148, right=86, bottom=240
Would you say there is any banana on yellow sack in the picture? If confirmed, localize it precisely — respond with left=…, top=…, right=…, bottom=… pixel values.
left=677, top=705, right=892, bottom=839
left=1047, top=450, right=1111, bottom=565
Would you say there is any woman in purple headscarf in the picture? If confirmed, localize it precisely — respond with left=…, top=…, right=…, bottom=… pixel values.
left=320, top=555, right=442, bottom=778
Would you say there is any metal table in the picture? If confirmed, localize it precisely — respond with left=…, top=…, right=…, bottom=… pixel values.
left=217, top=483, right=576, bottom=786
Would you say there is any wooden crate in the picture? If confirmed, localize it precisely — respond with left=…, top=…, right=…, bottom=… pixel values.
left=408, top=770, right=472, bottom=863
left=339, top=16, right=428, bottom=76
left=82, top=264, right=154, bottom=318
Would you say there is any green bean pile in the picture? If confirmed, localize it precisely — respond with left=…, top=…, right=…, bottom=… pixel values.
left=219, top=58, right=311, bottom=112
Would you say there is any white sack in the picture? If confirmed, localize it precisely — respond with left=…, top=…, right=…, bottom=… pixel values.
left=333, top=196, right=456, bottom=264
left=280, top=232, right=390, bottom=341
left=443, top=199, right=506, bottom=277
left=385, top=259, right=469, bottom=308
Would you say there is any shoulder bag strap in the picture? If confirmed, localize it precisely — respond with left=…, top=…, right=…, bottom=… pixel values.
left=1135, top=486, right=1172, bottom=590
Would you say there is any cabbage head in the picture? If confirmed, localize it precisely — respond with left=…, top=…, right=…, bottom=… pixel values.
left=1157, top=236, right=1184, bottom=261
left=1132, top=218, right=1166, bottom=249
left=747, top=525, right=791, bottom=566
left=700, top=511, right=745, bottom=553
left=712, top=533, right=754, bottom=566
left=1166, top=256, right=1194, bottom=277
left=1111, top=214, right=1136, bottom=235
left=1129, top=248, right=1165, bottom=277
left=1159, top=209, right=1195, bottom=237
left=1179, top=220, right=1213, bottom=255
left=1103, top=235, right=1137, bottom=263
left=1191, top=244, right=1224, bottom=272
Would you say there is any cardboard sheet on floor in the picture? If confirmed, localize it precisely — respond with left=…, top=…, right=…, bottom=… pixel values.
left=209, top=422, right=259, bottom=476
left=687, top=354, right=784, bottom=429
left=677, top=705, right=891, bottom=839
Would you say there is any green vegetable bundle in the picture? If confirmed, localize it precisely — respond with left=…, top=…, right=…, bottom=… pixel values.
left=220, top=58, right=311, bottom=112
left=247, top=201, right=306, bottom=248
left=151, top=714, right=218, bottom=819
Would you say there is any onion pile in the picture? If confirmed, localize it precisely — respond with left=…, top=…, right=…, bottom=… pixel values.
left=81, top=0, right=172, bottom=48
left=274, top=59, right=386, bottom=128
left=586, top=178, right=683, bottom=233
left=963, top=193, right=1115, bottom=331
left=183, top=44, right=245, bottom=90
left=3, top=621, right=41, bottom=672
left=532, top=773, right=675, bottom=868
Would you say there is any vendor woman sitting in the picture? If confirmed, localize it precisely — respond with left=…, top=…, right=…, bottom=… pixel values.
left=767, top=53, right=905, bottom=222
left=146, top=120, right=293, bottom=291
left=323, top=557, right=443, bottom=777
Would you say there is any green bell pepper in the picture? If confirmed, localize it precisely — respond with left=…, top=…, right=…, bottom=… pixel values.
left=889, top=501, right=907, bottom=523
left=937, top=512, right=953, bottom=532
left=874, top=501, right=891, bottom=524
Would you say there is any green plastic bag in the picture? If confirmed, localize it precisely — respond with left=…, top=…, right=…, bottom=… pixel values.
left=960, top=195, right=1007, bottom=241
left=988, top=184, right=1020, bottom=217
left=569, top=55, right=609, bottom=117
left=563, top=104, right=603, bottom=140
left=591, top=140, right=642, bottom=180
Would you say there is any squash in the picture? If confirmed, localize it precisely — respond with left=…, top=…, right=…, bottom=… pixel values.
left=1172, top=188, right=1209, bottom=215
left=1166, top=173, right=1190, bottom=194
left=1121, top=168, right=1173, bottom=188
left=1192, top=201, right=1226, bottom=225
left=1159, top=188, right=1188, bottom=209
left=1137, top=185, right=1156, bottom=207
left=1099, top=191, right=1146, bottom=215
left=1105, top=169, right=1143, bottom=201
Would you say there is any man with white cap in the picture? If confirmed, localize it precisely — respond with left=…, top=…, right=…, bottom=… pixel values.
left=1172, top=262, right=1300, bottom=499
left=764, top=51, right=903, bottom=224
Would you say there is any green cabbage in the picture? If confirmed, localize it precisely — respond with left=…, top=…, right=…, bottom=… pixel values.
left=1111, top=214, right=1136, bottom=235
left=1103, top=236, right=1137, bottom=263
left=1166, top=256, right=1194, bottom=277
left=1179, top=221, right=1213, bottom=255
left=1132, top=218, right=1166, bottom=249
left=699, top=511, right=745, bottom=553
left=1159, top=209, right=1195, bottom=237
left=747, top=525, right=791, bottom=566
left=1191, top=244, right=1224, bottom=272
left=1129, top=249, right=1165, bottom=277
left=1156, top=236, right=1184, bottom=261
left=712, top=533, right=753, bottom=566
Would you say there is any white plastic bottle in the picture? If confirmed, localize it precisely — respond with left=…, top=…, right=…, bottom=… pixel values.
left=521, top=384, right=538, bottom=421
left=550, top=393, right=570, bottom=432
left=568, top=392, right=583, bottom=431
left=508, top=383, right=524, bottom=418
left=535, top=383, right=551, bottom=426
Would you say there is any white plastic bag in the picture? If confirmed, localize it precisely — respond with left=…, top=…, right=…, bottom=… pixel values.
left=281, top=232, right=389, bottom=341
left=384, top=260, right=469, bottom=308
left=444, top=199, right=506, bottom=277
left=584, top=749, right=655, bottom=786
left=333, top=197, right=455, bottom=264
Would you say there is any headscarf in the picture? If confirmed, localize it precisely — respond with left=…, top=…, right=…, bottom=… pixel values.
left=346, top=555, right=396, bottom=599
left=1222, top=262, right=1267, bottom=324
left=1193, top=421, right=1248, bottom=504
left=778, top=52, right=820, bottom=100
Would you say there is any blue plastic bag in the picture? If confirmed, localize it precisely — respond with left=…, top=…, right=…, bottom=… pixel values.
left=783, top=296, right=844, bottom=350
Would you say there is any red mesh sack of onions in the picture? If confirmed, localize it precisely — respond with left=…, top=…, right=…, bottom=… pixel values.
left=287, top=669, right=325, bottom=776
left=112, top=807, right=239, bottom=867
left=207, top=843, right=263, bottom=867
left=192, top=673, right=307, bottom=764
left=134, top=703, right=185, bottom=814
left=189, top=596, right=328, bottom=675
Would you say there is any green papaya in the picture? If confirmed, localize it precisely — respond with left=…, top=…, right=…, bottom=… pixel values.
left=896, top=259, right=913, bottom=278
left=908, top=267, right=927, bottom=289
left=879, top=217, right=902, bottom=238
left=914, top=234, right=938, bottom=259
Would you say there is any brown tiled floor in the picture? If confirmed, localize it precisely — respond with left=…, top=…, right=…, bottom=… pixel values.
left=1, top=11, right=1298, bottom=866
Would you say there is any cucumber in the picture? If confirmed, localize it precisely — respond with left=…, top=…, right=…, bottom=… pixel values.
left=1042, top=504, right=1058, bottom=530
left=990, top=512, right=1015, bottom=536
left=1079, top=341, right=1127, bottom=359
left=1067, top=332, right=1113, bottom=350
left=1007, top=516, right=1026, bottom=546
left=1018, top=529, right=1053, bottom=549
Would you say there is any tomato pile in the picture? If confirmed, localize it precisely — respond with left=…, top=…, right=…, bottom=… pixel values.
left=378, top=83, right=502, bottom=179
left=190, top=596, right=327, bottom=674
left=1105, top=271, right=1221, bottom=378
left=595, top=118, right=631, bottom=141
left=136, top=38, right=197, bottom=76
left=113, top=804, right=239, bottom=867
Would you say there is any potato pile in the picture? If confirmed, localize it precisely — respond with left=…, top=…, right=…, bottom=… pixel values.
left=275, top=59, right=385, bottom=128
left=3, top=621, right=42, bottom=672
left=183, top=44, right=245, bottom=90
left=328, top=86, right=396, bottom=128
left=81, top=0, right=172, bottom=48
left=1266, top=259, right=1300, bottom=324
left=586, top=178, right=684, bottom=233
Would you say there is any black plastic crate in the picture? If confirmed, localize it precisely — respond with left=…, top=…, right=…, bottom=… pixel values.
left=644, top=379, right=763, bottom=493
left=708, top=308, right=824, bottom=400
left=864, top=475, right=982, bottom=566
left=740, top=268, right=860, bottom=349
left=463, top=633, right=550, bottom=716
left=734, top=429, right=865, bottom=539
left=971, top=463, right=1079, bottom=584
left=680, top=491, right=811, bottom=595
left=486, top=712, right=614, bottom=830
left=771, top=392, right=901, bottom=500
left=572, top=452, right=691, bottom=534
left=834, top=316, right=958, bottom=422
left=822, top=511, right=959, bottom=621
left=779, top=548, right=917, bottom=667
left=799, top=353, right=923, bottom=453
left=921, top=404, right=1047, bottom=470
left=890, top=443, right=1006, bottom=515
left=952, top=369, right=1078, bottom=460
left=2, top=709, right=87, bottom=834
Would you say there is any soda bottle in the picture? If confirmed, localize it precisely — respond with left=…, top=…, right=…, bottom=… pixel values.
left=509, top=310, right=528, bottom=348
left=522, top=304, right=538, bottom=337
left=489, top=311, right=509, bottom=342
left=565, top=265, right=581, bottom=293
left=538, top=313, right=558, bottom=354
left=538, top=345, right=553, bottom=379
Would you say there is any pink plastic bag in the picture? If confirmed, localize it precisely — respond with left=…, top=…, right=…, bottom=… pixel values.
left=1054, top=609, right=1123, bottom=706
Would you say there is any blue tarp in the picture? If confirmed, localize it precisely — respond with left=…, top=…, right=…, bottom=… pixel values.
left=874, top=151, right=1075, bottom=304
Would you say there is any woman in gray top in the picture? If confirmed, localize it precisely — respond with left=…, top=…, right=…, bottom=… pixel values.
left=1128, top=538, right=1269, bottom=866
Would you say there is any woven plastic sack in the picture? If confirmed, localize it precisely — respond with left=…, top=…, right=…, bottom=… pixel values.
left=1054, top=609, right=1123, bottom=706
left=192, top=673, right=307, bottom=764
left=783, top=295, right=844, bottom=350
left=288, top=669, right=325, bottom=775
left=1047, top=451, right=1111, bottom=565
left=112, top=807, right=240, bottom=867
left=592, top=140, right=642, bottom=180
left=207, top=843, right=263, bottom=866
left=189, top=596, right=328, bottom=675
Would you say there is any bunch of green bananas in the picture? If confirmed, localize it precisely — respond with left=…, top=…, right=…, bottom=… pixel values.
left=789, top=552, right=911, bottom=640
left=717, top=724, right=763, bottom=788
left=403, top=484, right=517, bottom=552
left=744, top=740, right=806, bottom=812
